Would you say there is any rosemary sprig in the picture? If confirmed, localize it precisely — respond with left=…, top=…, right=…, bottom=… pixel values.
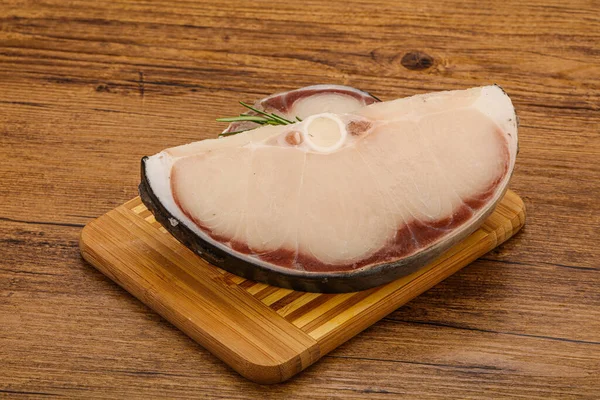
left=216, top=116, right=272, bottom=124
left=217, top=101, right=300, bottom=137
left=239, top=101, right=295, bottom=125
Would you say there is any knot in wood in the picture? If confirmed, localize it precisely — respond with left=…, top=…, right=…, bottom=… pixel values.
left=401, top=51, right=434, bottom=70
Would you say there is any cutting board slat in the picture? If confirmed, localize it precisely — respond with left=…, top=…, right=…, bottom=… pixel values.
left=80, top=190, right=525, bottom=384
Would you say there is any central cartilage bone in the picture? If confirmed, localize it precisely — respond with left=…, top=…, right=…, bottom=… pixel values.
left=302, top=113, right=347, bottom=153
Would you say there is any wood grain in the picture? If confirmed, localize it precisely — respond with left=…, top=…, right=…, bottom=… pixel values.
left=81, top=199, right=321, bottom=384
left=1, top=0, right=599, bottom=397
left=80, top=191, right=524, bottom=383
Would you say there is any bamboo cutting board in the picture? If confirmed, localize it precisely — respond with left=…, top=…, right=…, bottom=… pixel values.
left=79, top=190, right=525, bottom=384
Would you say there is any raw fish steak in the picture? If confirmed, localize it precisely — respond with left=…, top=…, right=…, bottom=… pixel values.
left=140, top=85, right=518, bottom=292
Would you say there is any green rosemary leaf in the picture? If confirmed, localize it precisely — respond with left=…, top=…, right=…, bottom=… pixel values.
left=270, top=113, right=294, bottom=125
left=238, top=102, right=281, bottom=122
left=215, top=116, right=268, bottom=123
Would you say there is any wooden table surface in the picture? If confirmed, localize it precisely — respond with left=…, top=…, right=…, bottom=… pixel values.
left=1, top=0, right=599, bottom=398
